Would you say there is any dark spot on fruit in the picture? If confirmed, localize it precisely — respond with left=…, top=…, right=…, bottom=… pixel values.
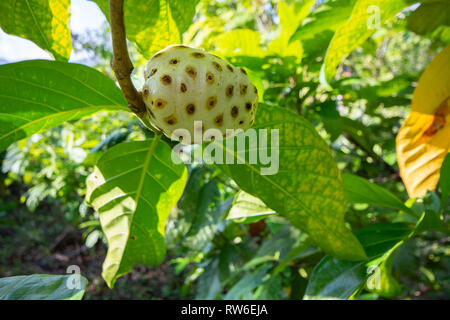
left=130, top=235, right=136, bottom=240
left=185, top=66, right=197, bottom=78
left=231, top=106, right=239, bottom=118
left=253, top=85, right=258, bottom=94
left=245, top=102, right=252, bottom=111
left=240, top=84, right=247, bottom=95
left=212, top=61, right=223, bottom=71
left=180, top=83, right=187, bottom=92
left=192, top=52, right=205, bottom=58
left=164, top=114, right=177, bottom=125
left=214, top=113, right=224, bottom=127
left=206, top=72, right=214, bottom=84
left=155, top=98, right=167, bottom=109
left=239, top=120, right=244, bottom=125
left=174, top=45, right=188, bottom=49
left=177, top=135, right=184, bottom=142
left=227, top=64, right=234, bottom=72
left=206, top=96, right=217, bottom=110
left=160, top=74, right=172, bottom=85
left=240, top=67, right=247, bottom=75
left=226, top=85, right=234, bottom=97
left=186, top=103, right=195, bottom=115
left=153, top=52, right=163, bottom=58
left=148, top=68, right=157, bottom=78
left=169, top=58, right=179, bottom=65
left=143, top=87, right=149, bottom=97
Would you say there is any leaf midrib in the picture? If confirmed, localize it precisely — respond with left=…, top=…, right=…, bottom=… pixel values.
left=25, top=0, right=50, bottom=52
left=0, top=105, right=127, bottom=142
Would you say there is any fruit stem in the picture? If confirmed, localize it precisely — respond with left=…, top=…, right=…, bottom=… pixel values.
left=109, top=0, right=157, bottom=133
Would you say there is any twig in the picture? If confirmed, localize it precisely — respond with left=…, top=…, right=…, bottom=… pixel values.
left=109, top=0, right=148, bottom=121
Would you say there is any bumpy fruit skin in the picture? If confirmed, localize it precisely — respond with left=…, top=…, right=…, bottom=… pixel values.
left=141, top=45, right=258, bottom=144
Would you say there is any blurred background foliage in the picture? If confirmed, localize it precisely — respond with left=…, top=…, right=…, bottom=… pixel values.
left=0, top=0, right=448, bottom=299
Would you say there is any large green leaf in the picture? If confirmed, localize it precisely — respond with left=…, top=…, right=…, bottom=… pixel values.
left=216, top=104, right=366, bottom=261
left=321, top=0, right=408, bottom=85
left=92, top=0, right=199, bottom=57
left=0, top=0, right=72, bottom=61
left=342, top=173, right=412, bottom=213
left=85, top=138, right=187, bottom=287
left=0, top=274, right=88, bottom=300
left=0, top=60, right=128, bottom=152
left=305, top=223, right=412, bottom=300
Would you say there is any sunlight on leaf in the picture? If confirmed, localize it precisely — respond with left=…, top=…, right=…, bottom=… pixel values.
left=0, top=0, right=72, bottom=61
left=93, top=0, right=199, bottom=58
left=0, top=274, right=87, bottom=300
left=0, top=60, right=128, bottom=152
left=396, top=44, right=450, bottom=198
left=266, top=1, right=313, bottom=59
left=321, top=0, right=408, bottom=86
left=214, top=29, right=264, bottom=57
left=226, top=191, right=276, bottom=223
left=85, top=139, right=187, bottom=288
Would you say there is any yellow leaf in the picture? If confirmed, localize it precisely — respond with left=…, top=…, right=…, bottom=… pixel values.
left=396, top=44, right=450, bottom=198
left=0, top=0, right=72, bottom=61
left=213, top=29, right=263, bottom=57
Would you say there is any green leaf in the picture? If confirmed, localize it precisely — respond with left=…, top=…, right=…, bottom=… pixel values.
left=305, top=223, right=412, bottom=300
left=415, top=210, right=445, bottom=233
left=342, top=173, right=412, bottom=213
left=290, top=0, right=356, bottom=42
left=267, top=0, right=314, bottom=58
left=407, top=1, right=450, bottom=36
left=322, top=0, right=408, bottom=85
left=216, top=104, right=367, bottom=261
left=0, top=60, right=128, bottom=152
left=0, top=274, right=88, bottom=300
left=0, top=0, right=72, bottom=61
left=365, top=247, right=403, bottom=297
left=85, top=138, right=187, bottom=287
left=195, top=258, right=222, bottom=300
left=93, top=0, right=199, bottom=57
left=279, top=0, right=315, bottom=36
left=226, top=191, right=276, bottom=223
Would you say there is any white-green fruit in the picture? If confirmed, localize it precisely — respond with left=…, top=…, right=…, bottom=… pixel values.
left=141, top=45, right=258, bottom=144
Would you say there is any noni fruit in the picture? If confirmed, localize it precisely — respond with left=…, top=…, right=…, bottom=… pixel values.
left=141, top=45, right=258, bottom=144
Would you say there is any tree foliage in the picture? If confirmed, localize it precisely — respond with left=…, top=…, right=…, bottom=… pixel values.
left=0, top=0, right=448, bottom=300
